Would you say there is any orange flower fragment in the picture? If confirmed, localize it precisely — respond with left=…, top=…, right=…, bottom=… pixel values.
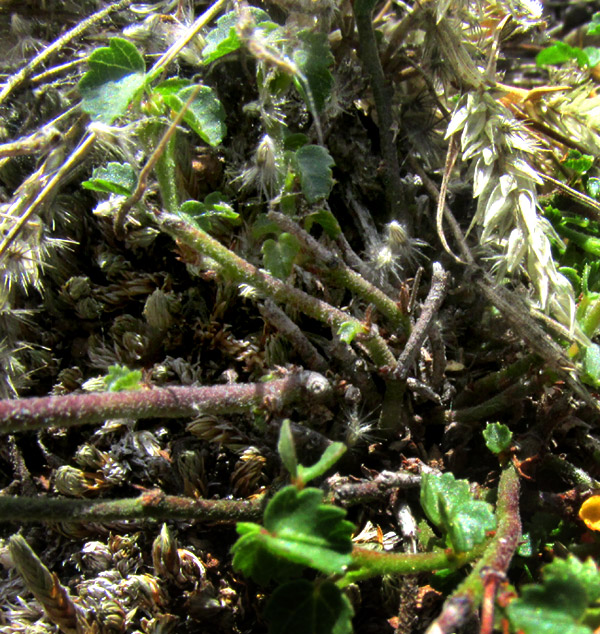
left=579, top=496, right=600, bottom=531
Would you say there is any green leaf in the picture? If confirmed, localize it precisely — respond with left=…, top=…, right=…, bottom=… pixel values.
left=420, top=472, right=496, bottom=553
left=584, top=47, right=600, bottom=68
left=104, top=364, right=142, bottom=392
left=507, top=556, right=600, bottom=634
left=231, top=486, right=354, bottom=580
left=483, top=423, right=513, bottom=455
left=264, top=580, right=354, bottom=634
left=278, top=419, right=298, bottom=479
left=180, top=193, right=239, bottom=231
left=589, top=12, right=600, bottom=36
left=337, top=321, right=366, bottom=344
left=564, top=150, right=594, bottom=175
left=283, top=132, right=309, bottom=151
left=295, top=145, right=335, bottom=203
left=293, top=31, right=334, bottom=113
left=153, top=77, right=192, bottom=97
left=582, top=344, right=600, bottom=387
left=297, top=443, right=347, bottom=485
left=202, top=8, right=271, bottom=63
left=536, top=42, right=587, bottom=68
left=304, top=209, right=342, bottom=239
left=164, top=85, right=226, bottom=146
left=231, top=523, right=303, bottom=585
left=79, top=38, right=146, bottom=124
left=82, top=162, right=137, bottom=196
left=261, top=233, right=300, bottom=280
left=263, top=486, right=354, bottom=573
left=587, top=178, right=600, bottom=200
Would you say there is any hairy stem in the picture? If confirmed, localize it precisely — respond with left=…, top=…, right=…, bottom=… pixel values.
left=341, top=540, right=488, bottom=586
left=0, top=491, right=264, bottom=523
left=267, top=210, right=410, bottom=333
left=0, top=372, right=331, bottom=434
left=159, top=213, right=396, bottom=367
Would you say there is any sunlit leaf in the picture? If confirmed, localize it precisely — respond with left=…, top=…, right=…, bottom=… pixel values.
left=82, top=162, right=137, bottom=196
left=79, top=38, right=146, bottom=124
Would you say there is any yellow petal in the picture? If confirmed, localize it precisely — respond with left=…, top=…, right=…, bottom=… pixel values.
left=579, top=496, right=600, bottom=531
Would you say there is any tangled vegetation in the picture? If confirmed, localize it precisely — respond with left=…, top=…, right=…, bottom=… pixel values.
left=3, top=0, right=600, bottom=632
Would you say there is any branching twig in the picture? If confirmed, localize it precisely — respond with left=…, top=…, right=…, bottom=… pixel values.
left=259, top=299, right=329, bottom=373
left=267, top=210, right=410, bottom=333
left=394, top=262, right=449, bottom=380
left=159, top=213, right=397, bottom=368
left=0, top=0, right=135, bottom=106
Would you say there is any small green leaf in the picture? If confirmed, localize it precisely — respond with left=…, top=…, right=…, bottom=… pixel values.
left=587, top=178, right=600, bottom=199
left=231, top=486, right=354, bottom=580
left=483, top=423, right=513, bottom=455
left=82, top=162, right=137, bottom=196
left=582, top=344, right=600, bottom=387
left=164, top=85, right=226, bottom=146
left=261, top=233, right=300, bottom=280
left=507, top=556, right=600, bottom=634
left=278, top=419, right=298, bottom=479
left=231, top=523, right=303, bottom=585
left=297, top=443, right=347, bottom=485
left=589, top=12, right=600, bottom=36
left=79, top=38, right=146, bottom=124
left=584, top=46, right=600, bottom=67
left=153, top=77, right=192, bottom=97
left=202, top=9, right=271, bottom=63
left=264, top=580, right=354, bottom=634
left=180, top=193, right=239, bottom=231
left=104, top=364, right=142, bottom=392
left=295, top=145, right=335, bottom=203
left=304, top=209, right=342, bottom=239
left=293, top=30, right=334, bottom=113
left=564, top=150, right=594, bottom=175
left=536, top=42, right=587, bottom=68
left=262, top=486, right=354, bottom=574
left=283, top=132, right=309, bottom=151
left=337, top=321, right=366, bottom=344
left=420, top=472, right=496, bottom=553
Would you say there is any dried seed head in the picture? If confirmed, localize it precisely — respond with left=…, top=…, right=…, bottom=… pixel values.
left=54, top=466, right=111, bottom=498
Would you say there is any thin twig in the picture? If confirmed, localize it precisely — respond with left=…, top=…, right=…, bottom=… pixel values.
left=114, top=85, right=202, bottom=237
left=0, top=372, right=331, bottom=434
left=146, top=0, right=228, bottom=83
left=0, top=0, right=135, bottom=106
left=259, top=299, right=329, bottom=373
left=0, top=131, right=96, bottom=260
left=394, top=262, right=449, bottom=380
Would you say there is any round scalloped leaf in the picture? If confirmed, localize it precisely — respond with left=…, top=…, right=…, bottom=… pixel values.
left=295, top=145, right=335, bottom=203
left=79, top=38, right=146, bottom=124
left=483, top=422, right=513, bottom=455
left=264, top=580, right=353, bottom=634
left=164, top=85, right=226, bottom=146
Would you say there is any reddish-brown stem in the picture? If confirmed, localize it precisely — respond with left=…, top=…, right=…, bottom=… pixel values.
left=0, top=371, right=331, bottom=434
